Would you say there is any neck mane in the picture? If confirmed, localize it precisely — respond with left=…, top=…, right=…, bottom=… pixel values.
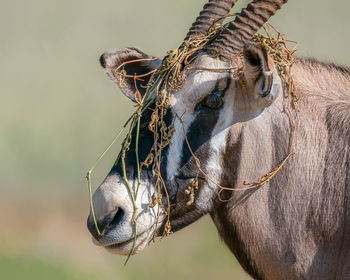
left=293, top=57, right=350, bottom=102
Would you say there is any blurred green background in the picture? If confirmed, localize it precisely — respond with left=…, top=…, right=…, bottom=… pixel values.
left=1, top=0, right=349, bottom=279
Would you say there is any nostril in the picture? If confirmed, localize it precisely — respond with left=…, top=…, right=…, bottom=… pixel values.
left=87, top=208, right=125, bottom=240
left=109, top=207, right=125, bottom=228
left=99, top=208, right=125, bottom=234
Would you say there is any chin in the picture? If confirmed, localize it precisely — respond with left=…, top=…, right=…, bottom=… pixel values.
left=95, top=228, right=155, bottom=256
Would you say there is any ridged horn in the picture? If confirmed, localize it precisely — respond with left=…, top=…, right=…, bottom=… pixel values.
left=184, top=0, right=239, bottom=42
left=207, top=0, right=288, bottom=60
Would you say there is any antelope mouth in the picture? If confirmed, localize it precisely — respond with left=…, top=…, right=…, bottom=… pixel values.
left=92, top=227, right=156, bottom=255
left=104, top=231, right=149, bottom=248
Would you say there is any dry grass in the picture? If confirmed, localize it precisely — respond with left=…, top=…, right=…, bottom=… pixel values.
left=89, top=20, right=299, bottom=254
left=1, top=0, right=349, bottom=279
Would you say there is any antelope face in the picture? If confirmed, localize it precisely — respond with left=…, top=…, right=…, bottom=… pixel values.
left=87, top=0, right=287, bottom=256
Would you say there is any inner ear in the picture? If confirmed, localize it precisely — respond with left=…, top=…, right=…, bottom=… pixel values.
left=243, top=43, right=275, bottom=98
left=244, top=48, right=262, bottom=68
left=244, top=43, right=270, bottom=77
left=100, top=47, right=162, bottom=102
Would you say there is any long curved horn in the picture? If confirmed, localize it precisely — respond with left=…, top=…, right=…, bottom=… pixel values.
left=207, top=0, right=288, bottom=60
left=184, top=0, right=239, bottom=42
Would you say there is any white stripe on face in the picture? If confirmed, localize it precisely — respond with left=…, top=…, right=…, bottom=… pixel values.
left=166, top=107, right=196, bottom=179
left=166, top=54, right=231, bottom=180
left=196, top=88, right=235, bottom=211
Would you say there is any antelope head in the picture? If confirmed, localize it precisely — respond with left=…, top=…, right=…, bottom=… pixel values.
left=87, top=0, right=288, bottom=256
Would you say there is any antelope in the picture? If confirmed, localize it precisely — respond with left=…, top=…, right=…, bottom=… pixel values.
left=87, top=0, right=350, bottom=278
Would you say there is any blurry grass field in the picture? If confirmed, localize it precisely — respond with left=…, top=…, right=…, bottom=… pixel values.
left=1, top=0, right=349, bottom=279
left=0, top=255, right=97, bottom=280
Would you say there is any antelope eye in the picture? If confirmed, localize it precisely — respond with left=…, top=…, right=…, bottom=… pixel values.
left=201, top=89, right=224, bottom=109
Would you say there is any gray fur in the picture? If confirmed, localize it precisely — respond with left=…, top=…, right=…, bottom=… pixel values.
left=88, top=48, right=350, bottom=279
left=88, top=2, right=350, bottom=276
left=211, top=58, right=350, bottom=279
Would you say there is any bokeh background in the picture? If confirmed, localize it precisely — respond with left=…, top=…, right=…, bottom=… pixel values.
left=1, top=0, right=349, bottom=279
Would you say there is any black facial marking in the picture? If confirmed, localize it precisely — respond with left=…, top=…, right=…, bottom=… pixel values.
left=179, top=105, right=221, bottom=173
left=159, top=110, right=174, bottom=179
left=180, top=79, right=231, bottom=171
left=110, top=101, right=173, bottom=183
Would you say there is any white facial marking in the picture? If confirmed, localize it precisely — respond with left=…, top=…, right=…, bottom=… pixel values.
left=166, top=106, right=195, bottom=179
left=196, top=72, right=281, bottom=210
left=166, top=54, right=230, bottom=180
left=196, top=87, right=235, bottom=211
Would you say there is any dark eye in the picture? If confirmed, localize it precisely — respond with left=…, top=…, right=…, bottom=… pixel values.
left=201, top=89, right=224, bottom=109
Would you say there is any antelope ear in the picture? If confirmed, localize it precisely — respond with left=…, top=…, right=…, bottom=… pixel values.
left=99, top=48, right=162, bottom=102
left=243, top=43, right=282, bottom=107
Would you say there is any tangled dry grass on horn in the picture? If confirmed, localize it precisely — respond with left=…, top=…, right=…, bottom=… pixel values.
left=87, top=19, right=298, bottom=264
